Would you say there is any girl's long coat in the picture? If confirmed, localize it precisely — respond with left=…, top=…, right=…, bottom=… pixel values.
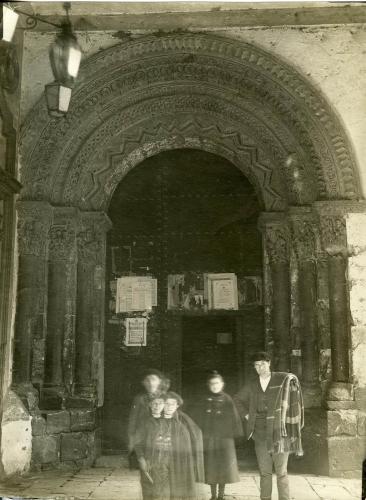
left=193, top=392, right=243, bottom=484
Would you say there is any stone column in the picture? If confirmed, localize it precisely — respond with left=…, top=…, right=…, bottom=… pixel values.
left=72, top=211, right=111, bottom=406
left=259, top=213, right=291, bottom=372
left=41, top=207, right=78, bottom=409
left=291, top=208, right=319, bottom=385
left=318, top=210, right=351, bottom=396
left=13, top=201, right=52, bottom=402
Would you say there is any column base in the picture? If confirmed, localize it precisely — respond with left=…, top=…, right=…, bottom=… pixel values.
left=327, top=382, right=354, bottom=401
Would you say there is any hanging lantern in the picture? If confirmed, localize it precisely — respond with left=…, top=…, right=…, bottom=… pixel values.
left=1, top=4, right=19, bottom=42
left=49, top=21, right=82, bottom=84
left=45, top=4, right=82, bottom=118
left=45, top=81, right=72, bottom=118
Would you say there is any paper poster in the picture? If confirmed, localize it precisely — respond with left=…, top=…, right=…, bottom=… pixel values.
left=205, top=273, right=238, bottom=310
left=116, top=276, right=157, bottom=313
left=125, top=317, right=148, bottom=346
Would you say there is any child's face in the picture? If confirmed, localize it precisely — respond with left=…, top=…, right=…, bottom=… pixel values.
left=164, top=398, right=179, bottom=417
left=254, top=360, right=271, bottom=376
left=143, top=374, right=161, bottom=394
left=150, top=398, right=165, bottom=417
left=208, top=377, right=224, bottom=394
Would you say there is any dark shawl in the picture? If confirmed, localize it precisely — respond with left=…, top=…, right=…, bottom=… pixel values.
left=192, top=391, right=243, bottom=439
left=135, top=412, right=204, bottom=499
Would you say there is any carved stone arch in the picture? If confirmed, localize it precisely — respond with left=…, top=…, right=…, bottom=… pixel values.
left=19, top=32, right=361, bottom=208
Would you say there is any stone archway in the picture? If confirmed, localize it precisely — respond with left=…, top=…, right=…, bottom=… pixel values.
left=13, top=33, right=364, bottom=475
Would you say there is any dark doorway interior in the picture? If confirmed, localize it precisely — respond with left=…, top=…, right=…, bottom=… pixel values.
left=103, top=149, right=263, bottom=454
left=182, top=315, right=240, bottom=403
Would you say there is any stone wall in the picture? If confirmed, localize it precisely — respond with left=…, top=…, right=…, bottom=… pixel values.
left=31, top=409, right=99, bottom=470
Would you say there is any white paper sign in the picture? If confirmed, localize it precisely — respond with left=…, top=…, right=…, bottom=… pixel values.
left=116, top=276, right=157, bottom=313
left=206, top=273, right=238, bottom=310
left=125, top=317, right=148, bottom=346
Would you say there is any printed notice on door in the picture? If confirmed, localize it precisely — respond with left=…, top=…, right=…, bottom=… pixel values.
left=205, top=273, right=238, bottom=310
left=116, top=276, right=157, bottom=313
left=125, top=317, right=148, bottom=346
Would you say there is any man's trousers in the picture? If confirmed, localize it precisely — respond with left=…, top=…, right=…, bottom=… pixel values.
left=254, top=438, right=290, bottom=500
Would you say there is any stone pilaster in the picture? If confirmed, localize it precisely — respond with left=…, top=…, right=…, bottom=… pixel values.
left=316, top=205, right=351, bottom=397
left=72, top=211, right=111, bottom=407
left=258, top=213, right=291, bottom=372
left=290, top=208, right=320, bottom=388
left=13, top=201, right=52, bottom=406
left=41, top=207, right=78, bottom=409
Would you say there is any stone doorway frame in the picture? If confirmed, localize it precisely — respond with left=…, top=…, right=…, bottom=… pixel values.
left=11, top=33, right=365, bottom=476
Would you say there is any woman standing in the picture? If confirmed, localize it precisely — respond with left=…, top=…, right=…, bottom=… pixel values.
left=194, top=371, right=243, bottom=500
left=128, top=369, right=170, bottom=458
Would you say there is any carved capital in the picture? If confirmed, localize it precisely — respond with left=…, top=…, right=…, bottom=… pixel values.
left=77, top=211, right=112, bottom=264
left=16, top=201, right=52, bottom=257
left=319, top=215, right=347, bottom=257
left=48, top=207, right=78, bottom=261
left=259, top=213, right=290, bottom=265
left=290, top=209, right=318, bottom=262
left=314, top=200, right=366, bottom=257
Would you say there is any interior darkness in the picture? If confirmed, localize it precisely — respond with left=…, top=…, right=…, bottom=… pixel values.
left=103, top=149, right=264, bottom=454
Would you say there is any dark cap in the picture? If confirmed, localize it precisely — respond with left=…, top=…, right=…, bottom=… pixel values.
left=251, top=351, right=271, bottom=363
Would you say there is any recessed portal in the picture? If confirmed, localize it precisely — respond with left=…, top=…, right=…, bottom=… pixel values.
left=103, top=149, right=264, bottom=453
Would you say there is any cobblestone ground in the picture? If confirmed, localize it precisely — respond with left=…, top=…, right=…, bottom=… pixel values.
left=0, top=458, right=361, bottom=500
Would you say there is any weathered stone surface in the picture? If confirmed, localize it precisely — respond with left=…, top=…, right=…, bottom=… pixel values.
left=357, top=412, right=366, bottom=436
left=328, top=382, right=354, bottom=401
left=32, top=414, right=46, bottom=436
left=1, top=390, right=33, bottom=476
left=327, top=410, right=358, bottom=436
left=32, top=435, right=60, bottom=464
left=326, top=401, right=357, bottom=410
left=60, top=432, right=89, bottom=461
left=44, top=410, right=70, bottom=434
left=328, top=436, right=364, bottom=476
left=350, top=326, right=366, bottom=388
left=355, top=386, right=366, bottom=410
left=70, top=409, right=96, bottom=431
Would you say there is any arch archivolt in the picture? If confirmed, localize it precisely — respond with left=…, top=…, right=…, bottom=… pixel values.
left=20, top=33, right=361, bottom=208
left=57, top=91, right=315, bottom=211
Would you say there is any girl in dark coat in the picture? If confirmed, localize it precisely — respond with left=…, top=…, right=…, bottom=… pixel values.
left=194, top=371, right=243, bottom=500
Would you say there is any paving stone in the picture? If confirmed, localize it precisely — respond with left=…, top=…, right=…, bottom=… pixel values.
left=311, top=483, right=354, bottom=498
left=1, top=468, right=363, bottom=500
